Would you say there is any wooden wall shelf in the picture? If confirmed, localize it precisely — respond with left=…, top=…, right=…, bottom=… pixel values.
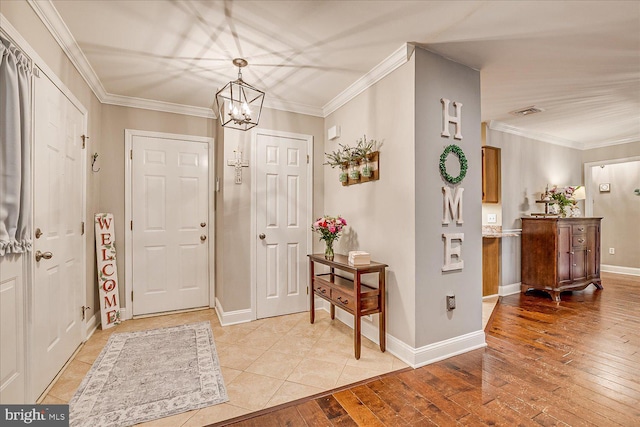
left=342, top=151, right=379, bottom=186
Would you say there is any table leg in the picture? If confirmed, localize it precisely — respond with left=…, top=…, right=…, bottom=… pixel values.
left=354, top=314, right=361, bottom=359
left=309, top=258, right=315, bottom=324
left=330, top=304, right=335, bottom=320
left=379, top=268, right=386, bottom=352
left=354, top=271, right=362, bottom=359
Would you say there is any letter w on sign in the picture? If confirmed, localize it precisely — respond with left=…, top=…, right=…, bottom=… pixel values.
left=95, top=213, right=121, bottom=329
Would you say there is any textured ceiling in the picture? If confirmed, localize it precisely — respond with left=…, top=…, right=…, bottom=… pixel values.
left=47, top=0, right=640, bottom=148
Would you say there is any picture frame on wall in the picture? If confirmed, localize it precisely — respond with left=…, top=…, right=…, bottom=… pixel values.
left=599, top=183, right=610, bottom=192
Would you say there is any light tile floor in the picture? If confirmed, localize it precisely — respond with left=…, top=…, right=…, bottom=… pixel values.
left=41, top=309, right=409, bottom=426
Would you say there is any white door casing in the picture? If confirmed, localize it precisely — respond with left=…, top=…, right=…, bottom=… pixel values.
left=32, top=70, right=85, bottom=398
left=253, top=130, right=313, bottom=319
left=130, top=134, right=210, bottom=316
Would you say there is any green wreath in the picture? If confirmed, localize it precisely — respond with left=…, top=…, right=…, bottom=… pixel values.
left=439, top=144, right=468, bottom=184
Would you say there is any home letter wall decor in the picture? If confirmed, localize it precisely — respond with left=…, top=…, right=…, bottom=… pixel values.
left=440, top=99, right=466, bottom=271
left=442, top=186, right=464, bottom=224
left=441, top=98, right=463, bottom=140
left=95, top=213, right=121, bottom=329
left=442, top=233, right=465, bottom=271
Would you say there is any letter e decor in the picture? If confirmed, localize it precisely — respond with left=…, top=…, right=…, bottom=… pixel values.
left=95, top=213, right=121, bottom=328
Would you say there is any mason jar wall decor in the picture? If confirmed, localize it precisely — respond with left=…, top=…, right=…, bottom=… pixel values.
left=322, top=135, right=382, bottom=186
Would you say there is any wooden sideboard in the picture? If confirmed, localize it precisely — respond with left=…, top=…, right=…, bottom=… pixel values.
left=521, top=217, right=603, bottom=301
left=308, top=254, right=387, bottom=359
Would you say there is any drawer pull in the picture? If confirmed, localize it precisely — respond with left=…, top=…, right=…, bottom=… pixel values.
left=578, top=227, right=584, bottom=231
left=570, top=251, right=574, bottom=255
left=573, top=264, right=577, bottom=267
left=321, top=289, right=327, bottom=294
left=337, top=296, right=349, bottom=304
left=577, top=238, right=585, bottom=243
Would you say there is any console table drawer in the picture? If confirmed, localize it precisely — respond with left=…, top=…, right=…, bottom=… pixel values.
left=332, top=288, right=354, bottom=311
left=314, top=282, right=331, bottom=299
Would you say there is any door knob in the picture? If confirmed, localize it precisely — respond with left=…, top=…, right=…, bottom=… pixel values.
left=35, top=251, right=53, bottom=262
left=200, top=235, right=207, bottom=241
left=259, top=233, right=266, bottom=240
left=35, top=228, right=43, bottom=239
left=200, top=222, right=206, bottom=227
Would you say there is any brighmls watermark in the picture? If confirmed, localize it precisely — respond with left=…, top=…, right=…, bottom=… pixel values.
left=1, top=405, right=68, bottom=426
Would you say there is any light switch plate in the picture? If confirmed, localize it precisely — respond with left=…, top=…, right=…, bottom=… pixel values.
left=487, top=213, right=497, bottom=223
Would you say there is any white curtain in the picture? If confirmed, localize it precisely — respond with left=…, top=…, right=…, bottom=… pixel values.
left=0, top=33, right=32, bottom=256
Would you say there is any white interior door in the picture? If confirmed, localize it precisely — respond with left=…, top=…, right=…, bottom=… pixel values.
left=255, top=132, right=310, bottom=319
left=33, top=71, right=85, bottom=398
left=132, top=136, right=209, bottom=316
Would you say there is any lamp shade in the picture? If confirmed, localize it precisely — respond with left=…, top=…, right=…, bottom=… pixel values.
left=572, top=186, right=586, bottom=200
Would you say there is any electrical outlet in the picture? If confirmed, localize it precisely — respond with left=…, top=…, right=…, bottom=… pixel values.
left=609, top=248, right=615, bottom=255
left=487, top=213, right=497, bottom=224
left=446, top=295, right=456, bottom=311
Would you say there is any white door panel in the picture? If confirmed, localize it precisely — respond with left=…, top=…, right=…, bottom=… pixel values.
left=256, top=133, right=310, bottom=318
left=132, top=137, right=209, bottom=316
left=33, top=72, right=84, bottom=398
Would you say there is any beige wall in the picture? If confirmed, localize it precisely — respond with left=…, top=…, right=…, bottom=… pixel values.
left=590, top=160, right=640, bottom=269
left=582, top=141, right=640, bottom=164
left=413, top=47, right=482, bottom=348
left=99, top=105, right=214, bottom=307
left=215, top=108, right=324, bottom=312
left=324, top=57, right=417, bottom=346
left=3, top=0, right=103, bottom=322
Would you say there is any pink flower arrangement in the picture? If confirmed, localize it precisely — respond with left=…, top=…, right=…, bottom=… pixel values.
left=312, top=215, right=347, bottom=244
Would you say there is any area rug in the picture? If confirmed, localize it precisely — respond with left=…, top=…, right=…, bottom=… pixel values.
left=69, top=321, right=228, bottom=427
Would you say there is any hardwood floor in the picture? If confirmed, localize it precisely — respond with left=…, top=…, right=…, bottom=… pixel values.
left=210, top=272, right=640, bottom=426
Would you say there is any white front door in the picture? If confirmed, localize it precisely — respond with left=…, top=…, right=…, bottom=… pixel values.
left=33, top=71, right=85, bottom=397
left=131, top=135, right=209, bottom=316
left=255, top=131, right=311, bottom=319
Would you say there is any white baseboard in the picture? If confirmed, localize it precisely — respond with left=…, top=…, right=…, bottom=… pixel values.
left=319, top=300, right=486, bottom=369
left=119, top=307, right=130, bottom=320
left=601, top=264, right=640, bottom=276
left=84, top=313, right=99, bottom=339
left=499, top=282, right=521, bottom=296
left=215, top=298, right=253, bottom=326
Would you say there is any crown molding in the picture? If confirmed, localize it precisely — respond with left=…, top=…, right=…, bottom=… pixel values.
left=102, top=93, right=215, bottom=118
left=263, top=97, right=323, bottom=117
left=28, top=0, right=108, bottom=101
left=488, top=120, right=640, bottom=150
left=487, top=120, right=584, bottom=150
left=322, top=43, right=414, bottom=117
left=581, top=136, right=640, bottom=150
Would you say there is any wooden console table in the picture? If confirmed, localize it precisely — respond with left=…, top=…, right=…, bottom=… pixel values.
left=308, top=254, right=387, bottom=359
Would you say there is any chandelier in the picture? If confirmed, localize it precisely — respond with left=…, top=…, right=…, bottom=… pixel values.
left=214, top=58, right=265, bottom=131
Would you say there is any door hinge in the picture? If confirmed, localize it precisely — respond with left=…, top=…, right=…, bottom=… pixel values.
left=130, top=220, right=133, bottom=230
left=81, top=305, right=90, bottom=321
left=81, top=221, right=85, bottom=235
left=306, top=286, right=309, bottom=295
left=130, top=149, right=133, bottom=160
left=81, top=135, right=89, bottom=149
left=33, top=67, right=40, bottom=78
left=131, top=291, right=133, bottom=301
left=307, top=154, right=309, bottom=164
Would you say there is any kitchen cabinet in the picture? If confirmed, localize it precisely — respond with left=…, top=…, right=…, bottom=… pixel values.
left=482, top=146, right=500, bottom=203
left=482, top=237, right=500, bottom=296
left=521, top=217, right=602, bottom=301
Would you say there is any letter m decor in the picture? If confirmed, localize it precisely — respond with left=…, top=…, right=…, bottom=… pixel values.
left=95, top=213, right=121, bottom=329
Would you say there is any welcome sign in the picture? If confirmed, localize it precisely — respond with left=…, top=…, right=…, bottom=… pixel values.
left=95, top=213, right=121, bottom=329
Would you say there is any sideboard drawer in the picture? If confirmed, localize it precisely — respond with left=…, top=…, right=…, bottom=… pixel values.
left=572, top=235, right=587, bottom=248
left=572, top=224, right=587, bottom=234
